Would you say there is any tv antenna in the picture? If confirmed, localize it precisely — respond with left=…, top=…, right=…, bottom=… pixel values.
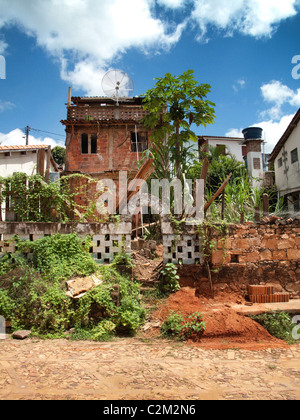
left=101, top=70, right=134, bottom=105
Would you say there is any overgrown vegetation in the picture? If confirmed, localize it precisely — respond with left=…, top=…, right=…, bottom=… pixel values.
left=0, top=172, right=105, bottom=223
left=142, top=69, right=215, bottom=181
left=157, top=263, right=180, bottom=295
left=0, top=234, right=145, bottom=339
left=250, top=311, right=297, bottom=344
left=188, top=145, right=279, bottom=224
left=161, top=310, right=206, bottom=341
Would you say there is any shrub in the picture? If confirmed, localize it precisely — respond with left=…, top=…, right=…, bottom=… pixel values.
left=71, top=321, right=116, bottom=342
left=180, top=312, right=206, bottom=341
left=17, top=233, right=98, bottom=282
left=161, top=311, right=206, bottom=341
left=158, top=263, right=180, bottom=295
left=73, top=265, right=145, bottom=337
left=0, top=265, right=73, bottom=333
left=161, top=311, right=185, bottom=339
left=250, top=311, right=296, bottom=344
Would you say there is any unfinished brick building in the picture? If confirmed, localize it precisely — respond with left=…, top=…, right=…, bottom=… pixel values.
left=61, top=92, right=149, bottom=179
left=61, top=90, right=150, bottom=220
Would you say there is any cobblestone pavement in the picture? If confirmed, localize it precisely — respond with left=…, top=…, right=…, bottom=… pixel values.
left=0, top=337, right=299, bottom=400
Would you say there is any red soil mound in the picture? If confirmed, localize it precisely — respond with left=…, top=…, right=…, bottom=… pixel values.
left=152, top=287, right=288, bottom=350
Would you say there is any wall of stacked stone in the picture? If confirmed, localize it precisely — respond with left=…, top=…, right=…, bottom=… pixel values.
left=212, top=219, right=300, bottom=298
left=0, top=218, right=131, bottom=265
left=163, top=217, right=300, bottom=299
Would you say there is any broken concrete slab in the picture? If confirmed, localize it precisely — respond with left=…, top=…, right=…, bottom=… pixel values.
left=66, top=273, right=103, bottom=299
left=233, top=299, right=300, bottom=316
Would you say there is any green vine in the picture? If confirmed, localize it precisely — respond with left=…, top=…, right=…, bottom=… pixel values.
left=197, top=220, right=229, bottom=266
left=0, top=172, right=106, bottom=223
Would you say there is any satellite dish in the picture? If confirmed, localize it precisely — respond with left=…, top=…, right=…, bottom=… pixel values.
left=101, top=70, right=134, bottom=105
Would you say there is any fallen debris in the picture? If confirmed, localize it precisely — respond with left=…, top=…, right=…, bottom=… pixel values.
left=65, top=274, right=103, bottom=299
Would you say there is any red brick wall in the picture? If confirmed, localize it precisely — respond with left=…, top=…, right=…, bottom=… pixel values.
left=65, top=125, right=147, bottom=174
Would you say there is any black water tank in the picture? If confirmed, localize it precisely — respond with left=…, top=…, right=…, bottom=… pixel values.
left=242, top=127, right=263, bottom=140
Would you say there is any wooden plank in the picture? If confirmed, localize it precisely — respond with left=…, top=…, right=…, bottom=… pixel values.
left=204, top=172, right=232, bottom=212
left=45, top=146, right=51, bottom=183
left=116, top=159, right=154, bottom=214
left=37, top=149, right=45, bottom=178
left=200, top=156, right=209, bottom=181
left=263, top=193, right=269, bottom=217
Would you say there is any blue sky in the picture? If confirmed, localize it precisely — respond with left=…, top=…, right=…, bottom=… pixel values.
left=0, top=0, right=300, bottom=153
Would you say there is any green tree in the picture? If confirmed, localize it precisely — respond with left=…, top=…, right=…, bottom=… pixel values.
left=188, top=145, right=248, bottom=194
left=142, top=70, right=215, bottom=179
left=52, top=146, right=66, bottom=166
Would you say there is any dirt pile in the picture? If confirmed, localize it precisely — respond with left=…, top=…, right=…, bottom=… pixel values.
left=151, top=287, right=288, bottom=350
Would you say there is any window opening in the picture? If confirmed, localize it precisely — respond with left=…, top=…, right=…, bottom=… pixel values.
left=131, top=132, right=148, bottom=153
left=91, top=134, right=97, bottom=154
left=291, top=148, right=298, bottom=164
left=81, top=133, right=88, bottom=154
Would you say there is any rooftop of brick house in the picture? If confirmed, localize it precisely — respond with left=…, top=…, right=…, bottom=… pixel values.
left=61, top=94, right=150, bottom=175
left=61, top=96, right=148, bottom=126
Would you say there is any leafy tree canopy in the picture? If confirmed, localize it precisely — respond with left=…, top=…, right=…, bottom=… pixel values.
left=52, top=146, right=66, bottom=166
left=142, top=70, right=216, bottom=179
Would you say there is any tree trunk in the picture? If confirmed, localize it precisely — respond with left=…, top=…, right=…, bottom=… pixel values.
left=175, top=120, right=181, bottom=179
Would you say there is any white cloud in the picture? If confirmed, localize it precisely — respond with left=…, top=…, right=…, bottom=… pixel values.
left=0, top=129, right=63, bottom=148
left=0, top=0, right=185, bottom=94
left=226, top=113, right=295, bottom=154
left=227, top=78, right=300, bottom=153
left=233, top=78, right=246, bottom=92
left=191, top=0, right=299, bottom=40
left=260, top=80, right=300, bottom=119
left=0, top=100, right=15, bottom=113
left=0, top=0, right=298, bottom=93
left=0, top=39, right=7, bottom=54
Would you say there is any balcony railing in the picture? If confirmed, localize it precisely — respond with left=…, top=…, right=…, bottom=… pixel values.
left=67, top=105, right=148, bottom=122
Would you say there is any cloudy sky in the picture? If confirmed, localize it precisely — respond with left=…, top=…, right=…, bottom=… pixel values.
left=0, top=0, right=300, bottom=152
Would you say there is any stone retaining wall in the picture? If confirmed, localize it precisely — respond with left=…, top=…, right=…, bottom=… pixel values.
left=176, top=218, right=300, bottom=299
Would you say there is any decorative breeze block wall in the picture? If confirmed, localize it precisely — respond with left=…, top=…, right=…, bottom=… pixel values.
left=161, top=218, right=203, bottom=265
left=0, top=219, right=131, bottom=265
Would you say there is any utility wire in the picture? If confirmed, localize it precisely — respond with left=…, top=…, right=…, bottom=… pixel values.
left=28, top=127, right=65, bottom=137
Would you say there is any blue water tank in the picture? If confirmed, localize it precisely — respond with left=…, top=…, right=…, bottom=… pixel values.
left=242, top=127, right=263, bottom=141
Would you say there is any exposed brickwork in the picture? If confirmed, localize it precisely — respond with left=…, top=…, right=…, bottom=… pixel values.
left=248, top=285, right=290, bottom=303
left=65, top=125, right=147, bottom=174
left=245, top=139, right=263, bottom=153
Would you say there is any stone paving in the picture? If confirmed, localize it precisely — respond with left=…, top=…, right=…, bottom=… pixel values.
left=0, top=337, right=299, bottom=400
